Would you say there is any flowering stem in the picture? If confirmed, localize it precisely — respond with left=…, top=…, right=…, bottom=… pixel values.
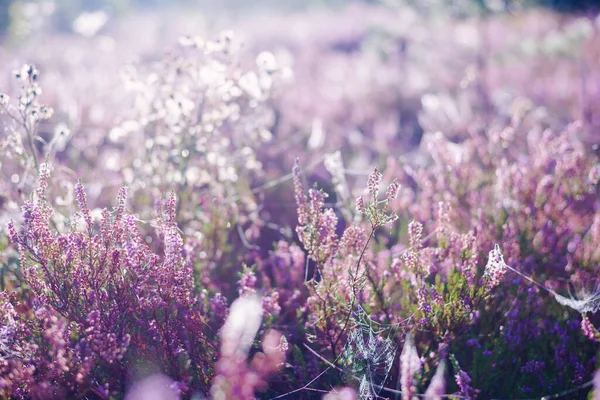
left=332, top=227, right=375, bottom=354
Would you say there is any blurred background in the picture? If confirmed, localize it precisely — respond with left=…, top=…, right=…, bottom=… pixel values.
left=2, top=0, right=600, bottom=203
left=1, top=0, right=599, bottom=40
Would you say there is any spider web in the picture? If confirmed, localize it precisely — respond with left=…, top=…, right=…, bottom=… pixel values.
left=553, top=283, right=600, bottom=314
left=340, top=307, right=399, bottom=399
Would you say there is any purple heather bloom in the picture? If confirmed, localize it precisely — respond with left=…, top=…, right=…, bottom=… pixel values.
left=581, top=315, right=600, bottom=341
left=367, top=168, right=383, bottom=198
left=356, top=195, right=365, bottom=215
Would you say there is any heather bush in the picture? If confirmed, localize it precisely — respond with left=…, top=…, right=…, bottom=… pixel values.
left=1, top=2, right=600, bottom=399
left=2, top=170, right=220, bottom=398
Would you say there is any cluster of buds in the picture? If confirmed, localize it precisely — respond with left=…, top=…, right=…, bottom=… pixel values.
left=293, top=159, right=339, bottom=270
left=356, top=168, right=400, bottom=228
left=581, top=314, right=600, bottom=342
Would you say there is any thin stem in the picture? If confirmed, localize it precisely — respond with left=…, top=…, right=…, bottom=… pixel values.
left=2, top=103, right=39, bottom=172
left=22, top=104, right=40, bottom=173
left=332, top=227, right=375, bottom=353
left=269, top=363, right=334, bottom=400
left=302, top=343, right=466, bottom=399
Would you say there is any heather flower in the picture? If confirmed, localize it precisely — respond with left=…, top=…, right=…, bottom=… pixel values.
left=293, top=161, right=339, bottom=270
left=483, top=244, right=508, bottom=289
left=238, top=267, right=258, bottom=296
left=39, top=105, right=54, bottom=120
left=360, top=167, right=399, bottom=228
left=367, top=168, right=383, bottom=198
left=4, top=176, right=216, bottom=396
left=355, top=196, right=365, bottom=215
left=36, top=162, right=52, bottom=200
left=14, top=64, right=39, bottom=81
left=437, top=201, right=451, bottom=239
left=385, top=178, right=400, bottom=200
left=408, top=220, right=423, bottom=250
left=338, top=225, right=367, bottom=258
left=417, top=286, right=433, bottom=315
left=401, top=250, right=421, bottom=275
left=581, top=314, right=600, bottom=341
left=75, top=182, right=92, bottom=227
left=262, top=292, right=282, bottom=316
left=589, top=164, right=600, bottom=184
left=455, top=370, right=473, bottom=399
left=450, top=354, right=479, bottom=400
left=210, top=293, right=229, bottom=321
left=7, top=220, right=18, bottom=244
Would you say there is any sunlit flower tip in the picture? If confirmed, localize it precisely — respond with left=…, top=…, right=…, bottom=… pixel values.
left=278, top=335, right=289, bottom=353
left=14, top=64, right=38, bottom=81
left=39, top=106, right=54, bottom=119
left=256, top=51, right=278, bottom=72
left=367, top=168, right=383, bottom=197
left=581, top=314, right=599, bottom=341
left=385, top=179, right=400, bottom=200
left=0, top=93, right=9, bottom=105
left=7, top=220, right=19, bottom=243
left=355, top=196, right=365, bottom=214
left=408, top=220, right=423, bottom=247
left=484, top=244, right=507, bottom=288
